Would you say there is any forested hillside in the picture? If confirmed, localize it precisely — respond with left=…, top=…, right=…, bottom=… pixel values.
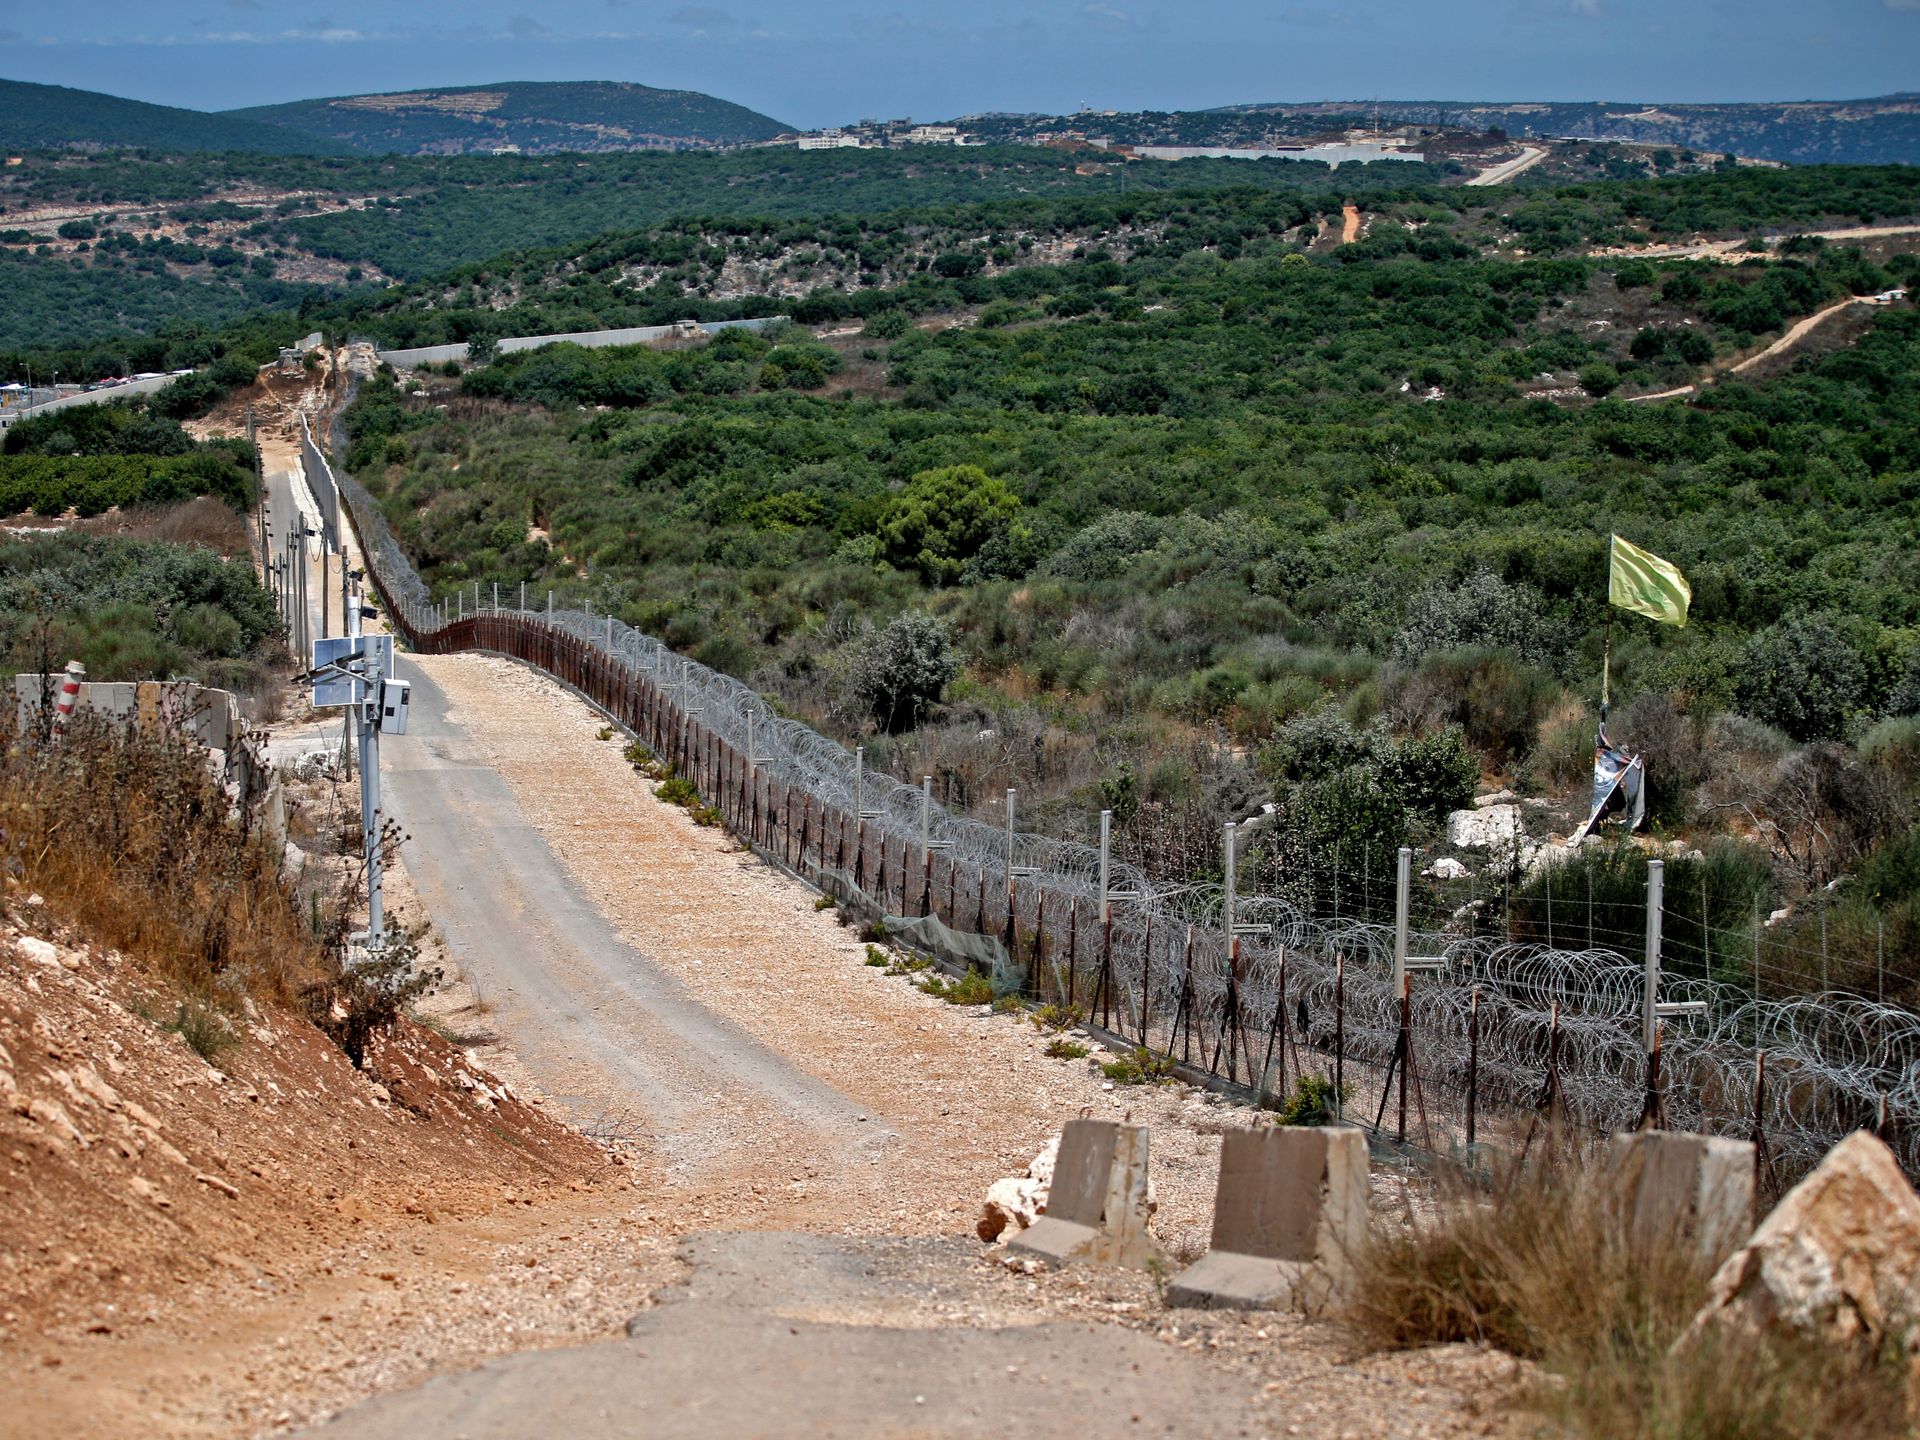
left=0, top=80, right=344, bottom=156
left=335, top=169, right=1920, bottom=998
left=334, top=167, right=1920, bottom=351
left=0, top=144, right=1442, bottom=353
left=227, top=81, right=790, bottom=154
left=7, top=132, right=1911, bottom=358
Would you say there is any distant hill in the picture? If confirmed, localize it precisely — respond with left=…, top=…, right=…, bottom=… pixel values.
left=227, top=81, right=791, bottom=155
left=0, top=78, right=348, bottom=156
left=1218, top=96, right=1920, bottom=167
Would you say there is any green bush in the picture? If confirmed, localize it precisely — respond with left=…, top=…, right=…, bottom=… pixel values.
left=0, top=452, right=251, bottom=517
left=849, top=611, right=961, bottom=732
left=919, top=967, right=995, bottom=1004
left=0, top=531, right=276, bottom=681
left=1394, top=650, right=1561, bottom=768
left=1391, top=572, right=1570, bottom=673
left=1269, top=1074, right=1348, bottom=1125
left=877, top=464, right=1021, bottom=585
left=1739, top=612, right=1872, bottom=741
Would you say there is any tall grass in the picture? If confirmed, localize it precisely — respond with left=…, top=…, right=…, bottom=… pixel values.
left=1347, top=1158, right=1909, bottom=1440
left=0, top=711, right=329, bottom=1009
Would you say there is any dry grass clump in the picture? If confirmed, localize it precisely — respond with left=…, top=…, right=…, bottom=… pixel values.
left=111, top=496, right=254, bottom=555
left=1347, top=1157, right=1910, bottom=1440
left=1, top=711, right=329, bottom=1008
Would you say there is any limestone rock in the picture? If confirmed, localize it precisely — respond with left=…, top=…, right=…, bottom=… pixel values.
left=1446, top=804, right=1524, bottom=852
left=975, top=1137, right=1061, bottom=1242
left=15, top=937, right=59, bottom=969
left=977, top=1178, right=1039, bottom=1242
left=1424, top=858, right=1470, bottom=881
left=1687, top=1131, right=1920, bottom=1405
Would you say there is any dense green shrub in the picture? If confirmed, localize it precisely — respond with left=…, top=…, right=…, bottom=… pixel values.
left=1391, top=572, right=1570, bottom=673
left=1389, top=650, right=1560, bottom=768
left=848, top=612, right=961, bottom=733
left=0, top=451, right=251, bottom=517
left=1738, top=612, right=1873, bottom=741
left=878, top=465, right=1020, bottom=585
left=0, top=530, right=277, bottom=682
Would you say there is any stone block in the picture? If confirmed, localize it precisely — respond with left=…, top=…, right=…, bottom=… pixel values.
left=1167, top=1126, right=1368, bottom=1313
left=1611, top=1130, right=1754, bottom=1262
left=1004, top=1119, right=1156, bottom=1269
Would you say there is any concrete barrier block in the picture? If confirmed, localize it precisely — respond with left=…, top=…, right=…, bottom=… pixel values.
left=1167, top=1126, right=1369, bottom=1313
left=1005, top=1119, right=1157, bottom=1269
left=1611, top=1130, right=1754, bottom=1261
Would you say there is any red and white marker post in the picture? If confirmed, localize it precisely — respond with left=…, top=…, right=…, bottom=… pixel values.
left=53, top=659, right=85, bottom=730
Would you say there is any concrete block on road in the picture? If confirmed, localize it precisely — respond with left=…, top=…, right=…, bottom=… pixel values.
left=1005, top=1119, right=1157, bottom=1269
left=1168, top=1125, right=1368, bottom=1313
left=1611, top=1129, right=1754, bottom=1261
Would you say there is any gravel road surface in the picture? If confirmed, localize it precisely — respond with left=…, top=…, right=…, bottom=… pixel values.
left=382, top=656, right=881, bottom=1179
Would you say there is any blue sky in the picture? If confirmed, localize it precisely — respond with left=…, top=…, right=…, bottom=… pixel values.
left=3, top=1, right=1915, bottom=127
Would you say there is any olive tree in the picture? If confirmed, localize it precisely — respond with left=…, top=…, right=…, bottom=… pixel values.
left=849, top=612, right=961, bottom=733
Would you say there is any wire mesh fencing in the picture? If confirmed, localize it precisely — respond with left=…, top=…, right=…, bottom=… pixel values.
left=327, top=449, right=1918, bottom=1188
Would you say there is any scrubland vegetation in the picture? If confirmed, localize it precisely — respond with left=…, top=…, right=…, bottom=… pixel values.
left=332, top=172, right=1920, bottom=1006
left=0, top=400, right=280, bottom=694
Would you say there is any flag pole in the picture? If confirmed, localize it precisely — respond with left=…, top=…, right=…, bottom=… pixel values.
left=1602, top=608, right=1613, bottom=723
left=1601, top=534, right=1614, bottom=724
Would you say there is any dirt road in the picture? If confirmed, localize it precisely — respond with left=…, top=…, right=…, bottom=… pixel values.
left=1628, top=295, right=1869, bottom=402
left=329, top=648, right=1515, bottom=1437
left=1466, top=146, right=1546, bottom=187
left=380, top=650, right=1225, bottom=1239
left=1726, top=296, right=1865, bottom=374
left=382, top=656, right=878, bottom=1182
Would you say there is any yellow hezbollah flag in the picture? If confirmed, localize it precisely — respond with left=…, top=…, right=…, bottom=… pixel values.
left=1609, top=534, right=1690, bottom=628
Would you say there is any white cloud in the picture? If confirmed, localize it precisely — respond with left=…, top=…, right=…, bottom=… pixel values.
left=1082, top=3, right=1137, bottom=32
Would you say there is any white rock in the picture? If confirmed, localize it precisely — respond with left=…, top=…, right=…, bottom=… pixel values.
left=977, top=1177, right=1042, bottom=1242
left=1027, top=1135, right=1059, bottom=1194
left=1446, top=804, right=1524, bottom=851
left=975, top=1137, right=1062, bottom=1242
left=1685, top=1131, right=1920, bottom=1414
left=16, top=937, right=59, bottom=969
left=1424, top=858, right=1470, bottom=881
left=1473, top=789, right=1518, bottom=808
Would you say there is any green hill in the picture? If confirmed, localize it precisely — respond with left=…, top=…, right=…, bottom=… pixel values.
left=227, top=81, right=791, bottom=155
left=0, top=78, right=347, bottom=155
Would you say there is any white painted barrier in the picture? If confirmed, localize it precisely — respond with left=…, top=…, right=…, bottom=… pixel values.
left=373, top=316, right=778, bottom=370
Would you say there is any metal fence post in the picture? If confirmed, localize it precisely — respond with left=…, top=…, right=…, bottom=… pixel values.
left=1643, top=859, right=1665, bottom=1055
left=1393, top=846, right=1411, bottom=996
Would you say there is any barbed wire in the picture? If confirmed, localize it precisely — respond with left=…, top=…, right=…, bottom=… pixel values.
left=317, top=422, right=1919, bottom=1181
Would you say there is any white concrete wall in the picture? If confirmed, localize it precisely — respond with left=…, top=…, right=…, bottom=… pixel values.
left=374, top=316, right=778, bottom=370
left=0, top=373, right=184, bottom=428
